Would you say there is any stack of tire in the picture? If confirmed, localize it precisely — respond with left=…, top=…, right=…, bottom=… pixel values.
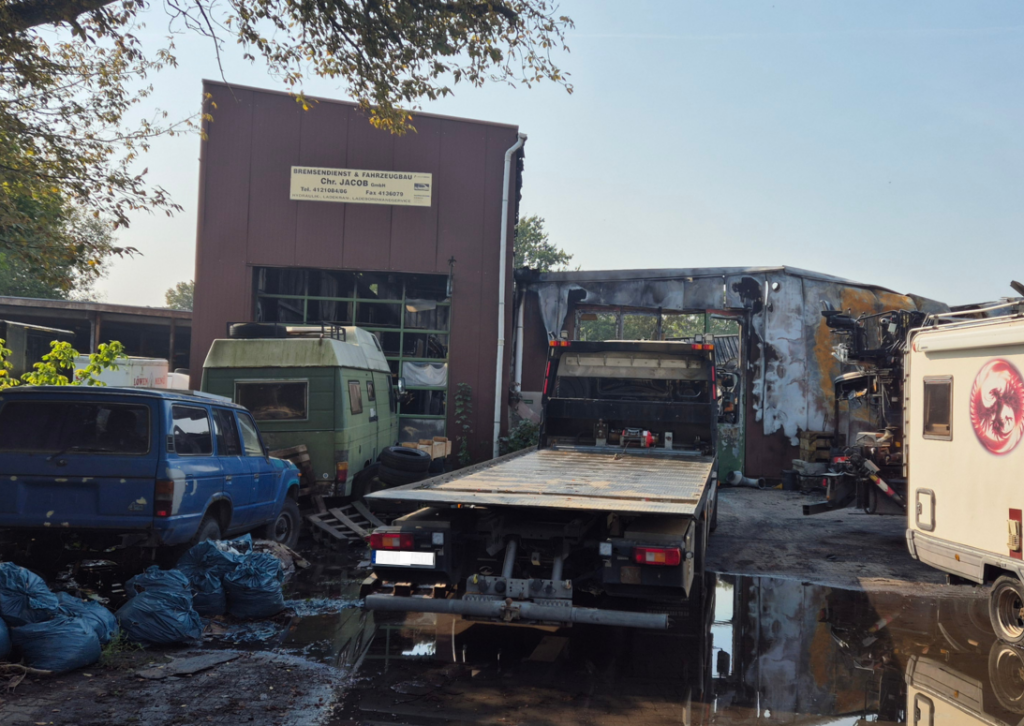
left=379, top=446, right=432, bottom=487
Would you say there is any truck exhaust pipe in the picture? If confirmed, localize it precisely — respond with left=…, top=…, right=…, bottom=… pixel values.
left=364, top=594, right=670, bottom=630
left=726, top=471, right=767, bottom=489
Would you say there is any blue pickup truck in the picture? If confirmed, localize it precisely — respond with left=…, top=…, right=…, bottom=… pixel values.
left=0, top=386, right=302, bottom=550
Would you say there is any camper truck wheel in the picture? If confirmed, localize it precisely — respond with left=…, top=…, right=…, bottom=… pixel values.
left=989, top=641, right=1024, bottom=714
left=990, top=576, right=1024, bottom=644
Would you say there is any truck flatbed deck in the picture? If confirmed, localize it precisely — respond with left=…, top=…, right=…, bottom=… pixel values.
left=366, top=446, right=715, bottom=515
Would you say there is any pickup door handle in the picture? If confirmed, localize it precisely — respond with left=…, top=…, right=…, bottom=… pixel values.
left=225, top=476, right=232, bottom=482
left=254, top=475, right=260, bottom=481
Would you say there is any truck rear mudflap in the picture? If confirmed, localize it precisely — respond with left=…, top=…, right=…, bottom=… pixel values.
left=363, top=594, right=669, bottom=629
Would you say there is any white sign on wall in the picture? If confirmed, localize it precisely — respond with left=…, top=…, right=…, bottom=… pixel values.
left=290, top=166, right=432, bottom=207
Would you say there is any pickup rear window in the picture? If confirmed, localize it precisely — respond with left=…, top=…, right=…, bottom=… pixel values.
left=0, top=401, right=151, bottom=455
left=554, top=377, right=710, bottom=402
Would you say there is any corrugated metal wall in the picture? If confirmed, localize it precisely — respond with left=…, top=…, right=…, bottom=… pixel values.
left=191, top=81, right=521, bottom=460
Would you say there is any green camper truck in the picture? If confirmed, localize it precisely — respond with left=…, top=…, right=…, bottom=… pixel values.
left=201, top=324, right=400, bottom=497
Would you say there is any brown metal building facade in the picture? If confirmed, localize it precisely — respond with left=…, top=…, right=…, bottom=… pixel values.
left=191, top=81, right=522, bottom=459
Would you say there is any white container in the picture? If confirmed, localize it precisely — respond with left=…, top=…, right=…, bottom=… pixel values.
left=74, top=356, right=170, bottom=388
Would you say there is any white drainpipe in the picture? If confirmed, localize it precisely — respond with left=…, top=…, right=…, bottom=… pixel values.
left=493, top=132, right=527, bottom=458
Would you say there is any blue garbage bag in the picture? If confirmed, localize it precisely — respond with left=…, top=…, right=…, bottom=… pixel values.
left=56, top=593, right=118, bottom=645
left=223, top=553, right=285, bottom=619
left=124, top=566, right=191, bottom=598
left=11, top=616, right=100, bottom=673
left=175, top=539, right=248, bottom=617
left=0, top=563, right=59, bottom=627
left=115, top=589, right=203, bottom=646
left=0, top=618, right=11, bottom=660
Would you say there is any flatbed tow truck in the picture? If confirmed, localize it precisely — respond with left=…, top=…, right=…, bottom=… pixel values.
left=360, top=338, right=720, bottom=630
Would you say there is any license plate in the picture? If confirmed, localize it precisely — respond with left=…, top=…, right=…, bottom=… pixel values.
left=373, top=550, right=436, bottom=567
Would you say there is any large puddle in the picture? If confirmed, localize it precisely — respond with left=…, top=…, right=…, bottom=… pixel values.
left=273, top=565, right=1020, bottom=725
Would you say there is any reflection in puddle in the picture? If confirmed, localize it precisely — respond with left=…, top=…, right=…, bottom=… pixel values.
left=304, top=572, right=1019, bottom=725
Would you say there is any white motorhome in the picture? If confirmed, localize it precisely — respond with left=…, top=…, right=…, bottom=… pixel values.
left=905, top=306, right=1024, bottom=643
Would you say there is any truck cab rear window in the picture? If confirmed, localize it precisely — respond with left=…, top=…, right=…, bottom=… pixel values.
left=0, top=401, right=150, bottom=455
left=923, top=377, right=953, bottom=440
left=235, top=381, right=308, bottom=421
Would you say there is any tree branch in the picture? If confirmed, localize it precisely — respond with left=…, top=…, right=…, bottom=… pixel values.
left=0, top=0, right=119, bottom=34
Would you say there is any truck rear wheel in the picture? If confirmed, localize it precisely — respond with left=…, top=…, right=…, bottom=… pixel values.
left=990, top=576, right=1024, bottom=644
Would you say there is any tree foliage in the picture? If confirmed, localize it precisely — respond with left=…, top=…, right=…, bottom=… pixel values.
left=0, top=0, right=573, bottom=273
left=0, top=209, right=116, bottom=298
left=513, top=214, right=572, bottom=272
left=164, top=279, right=193, bottom=310
left=0, top=338, right=125, bottom=389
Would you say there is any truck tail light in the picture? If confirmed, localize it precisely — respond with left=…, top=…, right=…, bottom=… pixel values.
left=369, top=532, right=414, bottom=550
left=542, top=362, right=552, bottom=395
left=154, top=479, right=173, bottom=518
left=633, top=546, right=682, bottom=566
left=335, top=461, right=349, bottom=483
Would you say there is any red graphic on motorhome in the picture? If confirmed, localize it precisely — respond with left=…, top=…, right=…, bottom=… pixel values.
left=970, top=359, right=1024, bottom=455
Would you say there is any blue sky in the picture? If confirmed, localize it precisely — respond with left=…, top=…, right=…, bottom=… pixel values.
left=100, top=1, right=1024, bottom=307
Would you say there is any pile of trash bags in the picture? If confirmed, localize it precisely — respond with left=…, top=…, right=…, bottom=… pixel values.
left=175, top=535, right=286, bottom=620
left=0, top=535, right=287, bottom=673
left=0, top=562, right=115, bottom=673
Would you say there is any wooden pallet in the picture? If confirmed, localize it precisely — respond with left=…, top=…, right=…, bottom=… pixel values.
left=306, top=501, right=386, bottom=545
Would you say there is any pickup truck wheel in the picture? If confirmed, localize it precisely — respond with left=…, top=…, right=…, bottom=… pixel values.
left=263, top=498, right=301, bottom=549
left=192, top=515, right=222, bottom=546
left=990, top=576, right=1024, bottom=645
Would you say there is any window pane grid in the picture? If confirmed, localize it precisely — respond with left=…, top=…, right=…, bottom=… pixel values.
left=254, top=268, right=451, bottom=441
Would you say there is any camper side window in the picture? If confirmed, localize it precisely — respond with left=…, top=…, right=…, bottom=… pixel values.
left=348, top=381, right=363, bottom=415
left=923, top=377, right=952, bottom=440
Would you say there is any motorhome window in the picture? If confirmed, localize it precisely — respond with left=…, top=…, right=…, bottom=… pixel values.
left=237, top=413, right=264, bottom=456
left=171, top=405, right=213, bottom=455
left=923, top=378, right=953, bottom=440
left=0, top=401, right=150, bottom=455
left=212, top=408, right=242, bottom=456
left=348, top=381, right=363, bottom=415
left=236, top=381, right=308, bottom=422
left=366, top=381, right=376, bottom=402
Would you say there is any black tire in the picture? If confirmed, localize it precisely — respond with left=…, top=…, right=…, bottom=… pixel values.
left=990, top=641, right=1024, bottom=714
left=228, top=322, right=287, bottom=339
left=192, top=513, right=222, bottom=546
left=378, top=464, right=428, bottom=487
left=990, top=576, right=1024, bottom=644
left=262, top=498, right=301, bottom=549
left=380, top=446, right=431, bottom=473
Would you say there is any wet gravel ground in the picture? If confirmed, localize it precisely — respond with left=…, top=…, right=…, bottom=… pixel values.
left=707, top=486, right=947, bottom=592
